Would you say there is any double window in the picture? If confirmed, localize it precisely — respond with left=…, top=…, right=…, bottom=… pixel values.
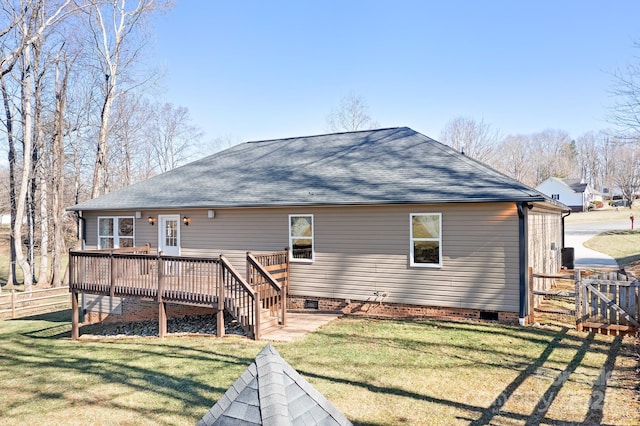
left=410, top=213, right=442, bottom=267
left=289, top=214, right=314, bottom=262
left=98, top=216, right=134, bottom=249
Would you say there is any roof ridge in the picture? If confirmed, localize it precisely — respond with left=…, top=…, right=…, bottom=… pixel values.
left=246, top=127, right=405, bottom=144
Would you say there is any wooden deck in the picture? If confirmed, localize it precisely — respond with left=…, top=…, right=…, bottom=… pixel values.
left=68, top=248, right=289, bottom=340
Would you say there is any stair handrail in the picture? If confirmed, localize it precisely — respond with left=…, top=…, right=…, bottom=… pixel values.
left=219, top=255, right=260, bottom=339
left=246, top=252, right=287, bottom=327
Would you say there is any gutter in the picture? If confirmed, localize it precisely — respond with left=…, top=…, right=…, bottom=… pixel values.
left=517, top=202, right=529, bottom=326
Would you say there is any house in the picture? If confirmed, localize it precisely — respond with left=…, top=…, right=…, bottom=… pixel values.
left=68, top=127, right=568, bottom=332
left=536, top=177, right=599, bottom=212
left=198, top=344, right=352, bottom=425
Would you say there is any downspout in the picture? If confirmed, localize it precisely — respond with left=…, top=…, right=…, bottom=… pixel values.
left=561, top=209, right=571, bottom=248
left=76, top=211, right=86, bottom=250
left=517, top=202, right=529, bottom=326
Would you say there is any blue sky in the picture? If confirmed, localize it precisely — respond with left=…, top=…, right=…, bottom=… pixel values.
left=151, top=1, right=640, bottom=144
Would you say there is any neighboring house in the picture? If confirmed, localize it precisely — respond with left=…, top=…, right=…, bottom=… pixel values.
left=536, top=177, right=599, bottom=212
left=69, top=127, right=568, bottom=326
left=0, top=214, right=10, bottom=225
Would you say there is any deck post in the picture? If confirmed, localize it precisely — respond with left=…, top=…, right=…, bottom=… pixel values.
left=283, top=247, right=289, bottom=326
left=71, top=291, right=79, bottom=340
left=281, top=282, right=287, bottom=327
left=217, top=255, right=225, bottom=338
left=158, top=301, right=167, bottom=338
left=254, top=294, right=261, bottom=340
left=158, top=254, right=166, bottom=338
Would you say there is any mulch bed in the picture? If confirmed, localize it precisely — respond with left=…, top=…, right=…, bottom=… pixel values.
left=79, top=313, right=247, bottom=338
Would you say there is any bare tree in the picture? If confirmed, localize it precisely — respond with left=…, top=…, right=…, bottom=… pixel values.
left=614, top=143, right=640, bottom=206
left=198, top=134, right=242, bottom=157
left=147, top=102, right=202, bottom=173
left=439, top=116, right=499, bottom=163
left=528, top=129, right=576, bottom=186
left=574, top=130, right=616, bottom=193
left=50, top=52, right=70, bottom=286
left=109, top=93, right=152, bottom=188
left=610, top=41, right=640, bottom=138
left=493, top=134, right=534, bottom=186
left=1, top=73, right=18, bottom=288
left=84, top=0, right=170, bottom=198
left=326, top=93, right=379, bottom=132
left=0, top=0, right=73, bottom=290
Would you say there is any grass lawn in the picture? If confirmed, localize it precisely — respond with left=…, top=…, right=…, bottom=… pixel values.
left=583, top=230, right=640, bottom=265
left=565, top=205, right=639, bottom=224
left=0, top=311, right=637, bottom=425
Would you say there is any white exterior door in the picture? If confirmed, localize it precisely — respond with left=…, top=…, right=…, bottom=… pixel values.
left=158, top=215, right=180, bottom=256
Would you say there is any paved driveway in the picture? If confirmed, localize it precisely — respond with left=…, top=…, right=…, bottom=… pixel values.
left=564, top=220, right=629, bottom=268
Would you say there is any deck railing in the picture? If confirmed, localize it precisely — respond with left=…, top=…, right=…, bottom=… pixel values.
left=69, top=249, right=220, bottom=306
left=69, top=248, right=288, bottom=340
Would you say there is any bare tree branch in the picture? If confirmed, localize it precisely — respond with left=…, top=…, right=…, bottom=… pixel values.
left=326, top=93, right=379, bottom=132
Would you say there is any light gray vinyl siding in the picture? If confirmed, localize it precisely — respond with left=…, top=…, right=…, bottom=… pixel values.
left=81, top=203, right=521, bottom=312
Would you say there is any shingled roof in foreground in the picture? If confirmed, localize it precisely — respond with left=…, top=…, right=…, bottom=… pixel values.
left=197, top=344, right=351, bottom=426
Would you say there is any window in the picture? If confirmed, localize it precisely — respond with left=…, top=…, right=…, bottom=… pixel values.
left=98, top=216, right=134, bottom=249
left=289, top=214, right=314, bottom=262
left=551, top=194, right=560, bottom=200
left=410, top=213, right=442, bottom=267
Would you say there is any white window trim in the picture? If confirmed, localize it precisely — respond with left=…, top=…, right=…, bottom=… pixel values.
left=97, top=216, right=135, bottom=249
left=409, top=213, right=442, bottom=268
left=289, top=214, right=314, bottom=263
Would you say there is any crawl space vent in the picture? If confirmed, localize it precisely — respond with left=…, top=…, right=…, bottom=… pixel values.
left=479, top=311, right=499, bottom=321
left=304, top=300, right=319, bottom=309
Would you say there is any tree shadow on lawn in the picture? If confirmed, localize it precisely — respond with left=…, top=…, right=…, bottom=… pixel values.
left=0, top=311, right=261, bottom=423
left=301, top=323, right=635, bottom=425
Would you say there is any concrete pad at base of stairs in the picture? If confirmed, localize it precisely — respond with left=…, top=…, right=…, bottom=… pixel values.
left=260, top=312, right=342, bottom=342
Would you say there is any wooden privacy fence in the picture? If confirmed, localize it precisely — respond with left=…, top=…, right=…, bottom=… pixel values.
left=575, top=270, right=640, bottom=335
left=69, top=247, right=289, bottom=340
left=0, top=287, right=70, bottom=319
left=531, top=268, right=640, bottom=336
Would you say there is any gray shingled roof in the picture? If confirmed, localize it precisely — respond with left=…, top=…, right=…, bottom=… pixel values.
left=562, top=178, right=588, bottom=194
left=69, top=127, right=553, bottom=211
left=197, top=344, right=352, bottom=426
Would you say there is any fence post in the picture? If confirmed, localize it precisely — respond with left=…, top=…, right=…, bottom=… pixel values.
left=575, top=269, right=582, bottom=331
left=11, top=290, right=15, bottom=319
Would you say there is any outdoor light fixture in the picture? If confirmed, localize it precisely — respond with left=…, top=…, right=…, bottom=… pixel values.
left=148, top=216, right=156, bottom=225
left=135, top=211, right=141, bottom=219
left=207, top=210, right=215, bottom=219
left=183, top=216, right=191, bottom=226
